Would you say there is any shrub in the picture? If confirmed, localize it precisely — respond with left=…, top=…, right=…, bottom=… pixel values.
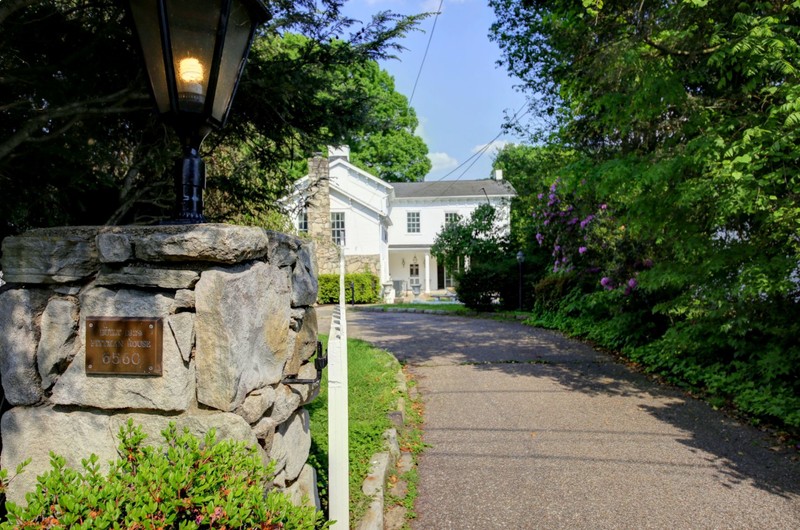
left=0, top=421, right=328, bottom=529
left=318, top=273, right=380, bottom=304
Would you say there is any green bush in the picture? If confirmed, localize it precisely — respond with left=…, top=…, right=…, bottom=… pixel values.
left=0, top=421, right=327, bottom=529
left=454, top=259, right=531, bottom=311
left=317, top=273, right=380, bottom=304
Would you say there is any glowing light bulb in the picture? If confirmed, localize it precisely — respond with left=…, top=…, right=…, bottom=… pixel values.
left=179, top=57, right=204, bottom=83
left=178, top=57, right=204, bottom=98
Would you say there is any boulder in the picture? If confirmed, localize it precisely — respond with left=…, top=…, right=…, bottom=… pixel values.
left=269, top=409, right=310, bottom=482
left=51, top=287, right=195, bottom=411
left=96, top=266, right=200, bottom=289
left=0, top=289, right=45, bottom=404
left=0, top=407, right=118, bottom=505
left=195, top=262, right=290, bottom=411
left=95, top=233, right=133, bottom=263
left=37, top=297, right=79, bottom=388
left=132, top=224, right=270, bottom=264
left=1, top=227, right=100, bottom=283
left=235, top=386, right=276, bottom=424
left=286, top=463, right=321, bottom=510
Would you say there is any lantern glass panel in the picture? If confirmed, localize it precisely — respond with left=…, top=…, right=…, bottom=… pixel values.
left=128, top=0, right=170, bottom=113
left=211, top=1, right=255, bottom=123
left=166, top=0, right=222, bottom=113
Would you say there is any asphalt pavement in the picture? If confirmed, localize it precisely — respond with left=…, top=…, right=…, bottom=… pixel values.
left=318, top=306, right=800, bottom=529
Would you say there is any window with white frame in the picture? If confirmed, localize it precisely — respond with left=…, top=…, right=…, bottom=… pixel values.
left=407, top=211, right=420, bottom=233
left=445, top=212, right=460, bottom=226
left=331, top=212, right=345, bottom=245
left=297, top=209, right=308, bottom=233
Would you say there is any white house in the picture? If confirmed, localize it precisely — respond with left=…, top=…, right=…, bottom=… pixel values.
left=289, top=147, right=516, bottom=296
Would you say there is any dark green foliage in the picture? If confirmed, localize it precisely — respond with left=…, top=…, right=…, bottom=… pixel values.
left=491, top=0, right=800, bottom=430
left=0, top=1, right=427, bottom=241
left=317, top=272, right=380, bottom=304
left=0, top=421, right=327, bottom=529
left=456, top=258, right=527, bottom=312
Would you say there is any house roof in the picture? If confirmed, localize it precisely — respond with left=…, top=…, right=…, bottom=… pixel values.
left=391, top=179, right=516, bottom=199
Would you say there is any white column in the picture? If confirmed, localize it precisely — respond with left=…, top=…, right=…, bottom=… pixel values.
left=424, top=253, right=431, bottom=293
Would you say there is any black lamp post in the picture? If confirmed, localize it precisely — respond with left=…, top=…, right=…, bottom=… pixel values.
left=516, top=250, right=525, bottom=311
left=127, top=0, right=269, bottom=223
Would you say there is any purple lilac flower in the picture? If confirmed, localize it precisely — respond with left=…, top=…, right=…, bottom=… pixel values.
left=538, top=193, right=544, bottom=200
left=600, top=277, right=614, bottom=290
left=550, top=182, right=558, bottom=192
left=536, top=233, right=544, bottom=245
left=628, top=278, right=638, bottom=289
left=599, top=204, right=607, bottom=210
left=543, top=219, right=550, bottom=226
left=644, top=258, right=654, bottom=268
left=568, top=217, right=579, bottom=225
left=561, top=256, right=568, bottom=263
left=580, top=215, right=595, bottom=229
left=579, top=246, right=587, bottom=254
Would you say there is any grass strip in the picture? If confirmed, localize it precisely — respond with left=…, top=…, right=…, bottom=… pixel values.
left=307, top=334, right=401, bottom=524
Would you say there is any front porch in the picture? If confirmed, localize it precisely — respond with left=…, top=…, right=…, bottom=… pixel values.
left=386, top=246, right=458, bottom=296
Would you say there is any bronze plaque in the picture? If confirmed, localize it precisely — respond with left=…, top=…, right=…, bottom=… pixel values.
left=85, top=317, right=163, bottom=376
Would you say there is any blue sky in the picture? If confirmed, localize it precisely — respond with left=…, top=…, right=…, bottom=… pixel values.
left=342, top=0, right=527, bottom=181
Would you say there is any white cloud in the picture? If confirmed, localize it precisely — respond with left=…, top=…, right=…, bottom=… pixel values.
left=414, top=119, right=430, bottom=143
left=427, top=152, right=458, bottom=172
left=471, top=139, right=510, bottom=156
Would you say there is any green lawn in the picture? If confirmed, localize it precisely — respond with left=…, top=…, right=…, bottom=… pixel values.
left=307, top=335, right=406, bottom=524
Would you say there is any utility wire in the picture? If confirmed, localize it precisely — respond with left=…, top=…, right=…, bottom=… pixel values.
left=409, top=103, right=530, bottom=200
left=453, top=107, right=530, bottom=181
left=409, top=0, right=444, bottom=105
left=435, top=104, right=530, bottom=182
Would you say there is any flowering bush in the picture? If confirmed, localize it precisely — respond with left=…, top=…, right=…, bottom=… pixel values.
left=531, top=180, right=649, bottom=295
left=0, top=421, right=327, bottom=529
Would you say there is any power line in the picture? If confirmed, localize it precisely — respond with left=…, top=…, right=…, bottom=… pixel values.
left=409, top=0, right=444, bottom=105
left=435, top=104, right=530, bottom=182
left=410, top=103, right=530, bottom=200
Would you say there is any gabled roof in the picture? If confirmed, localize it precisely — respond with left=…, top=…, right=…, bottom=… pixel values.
left=329, top=158, right=394, bottom=192
left=391, top=179, right=516, bottom=199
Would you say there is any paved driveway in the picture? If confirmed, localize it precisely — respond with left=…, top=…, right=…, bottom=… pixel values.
left=320, top=306, right=800, bottom=529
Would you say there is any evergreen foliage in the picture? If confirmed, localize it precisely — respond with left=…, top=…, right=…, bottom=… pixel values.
left=0, top=1, right=428, bottom=240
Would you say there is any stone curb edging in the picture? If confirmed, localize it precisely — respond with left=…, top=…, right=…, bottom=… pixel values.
left=354, top=368, right=412, bottom=530
left=356, top=305, right=528, bottom=321
left=356, top=305, right=474, bottom=316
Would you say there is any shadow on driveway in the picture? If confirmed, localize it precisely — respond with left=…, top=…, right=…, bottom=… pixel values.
left=344, top=309, right=800, bottom=503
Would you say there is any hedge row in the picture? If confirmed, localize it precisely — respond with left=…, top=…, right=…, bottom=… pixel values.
left=317, top=273, right=380, bottom=304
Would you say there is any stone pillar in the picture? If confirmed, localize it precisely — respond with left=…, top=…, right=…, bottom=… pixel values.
left=0, top=225, right=321, bottom=507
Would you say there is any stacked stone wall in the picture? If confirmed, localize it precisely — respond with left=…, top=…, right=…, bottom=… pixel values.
left=0, top=225, right=320, bottom=507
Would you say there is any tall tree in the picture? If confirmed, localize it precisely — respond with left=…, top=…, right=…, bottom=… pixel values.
left=490, top=0, right=800, bottom=427
left=0, top=1, right=427, bottom=240
left=345, top=61, right=430, bottom=182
